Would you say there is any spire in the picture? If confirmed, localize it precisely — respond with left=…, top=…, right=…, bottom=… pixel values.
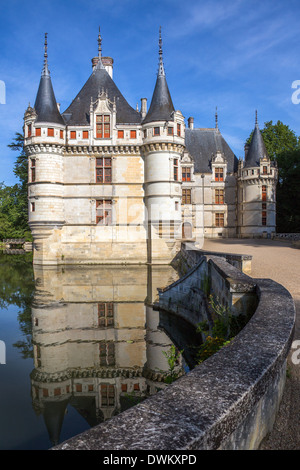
left=244, top=110, right=268, bottom=167
left=142, top=27, right=175, bottom=124
left=94, top=27, right=105, bottom=71
left=34, top=33, right=65, bottom=125
left=158, top=26, right=165, bottom=76
left=98, top=27, right=102, bottom=59
left=42, top=33, right=50, bottom=76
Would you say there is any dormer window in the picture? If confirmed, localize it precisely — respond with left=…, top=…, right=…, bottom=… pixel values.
left=215, top=167, right=224, bottom=182
left=182, top=166, right=191, bottom=182
left=96, top=115, right=110, bottom=139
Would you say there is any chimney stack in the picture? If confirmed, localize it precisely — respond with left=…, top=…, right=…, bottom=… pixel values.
left=91, top=56, right=114, bottom=78
left=92, top=57, right=99, bottom=70
left=141, top=98, right=147, bottom=118
left=188, top=117, right=194, bottom=129
left=102, top=57, right=113, bottom=78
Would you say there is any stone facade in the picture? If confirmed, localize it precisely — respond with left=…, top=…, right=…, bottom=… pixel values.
left=23, top=32, right=277, bottom=265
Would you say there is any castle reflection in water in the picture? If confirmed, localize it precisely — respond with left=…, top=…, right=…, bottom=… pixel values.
left=30, top=264, right=186, bottom=445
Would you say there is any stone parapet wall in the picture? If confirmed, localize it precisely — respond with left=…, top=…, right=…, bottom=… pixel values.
left=52, top=248, right=295, bottom=451
left=208, top=256, right=257, bottom=317
left=157, top=256, right=208, bottom=327
left=178, top=242, right=252, bottom=274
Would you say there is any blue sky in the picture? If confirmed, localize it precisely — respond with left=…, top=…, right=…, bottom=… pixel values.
left=1, top=0, right=300, bottom=186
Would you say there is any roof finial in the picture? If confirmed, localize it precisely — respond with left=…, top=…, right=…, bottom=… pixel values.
left=158, top=26, right=165, bottom=76
left=215, top=106, right=219, bottom=130
left=98, top=26, right=102, bottom=59
left=95, top=26, right=105, bottom=70
left=255, top=109, right=258, bottom=127
left=42, top=33, right=50, bottom=76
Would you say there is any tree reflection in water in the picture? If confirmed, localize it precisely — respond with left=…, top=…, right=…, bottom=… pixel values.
left=0, top=252, right=34, bottom=358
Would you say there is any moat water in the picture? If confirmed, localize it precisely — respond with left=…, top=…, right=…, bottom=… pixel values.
left=0, top=252, right=201, bottom=450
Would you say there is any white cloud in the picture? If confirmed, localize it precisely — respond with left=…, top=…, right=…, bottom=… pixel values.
left=168, top=0, right=243, bottom=37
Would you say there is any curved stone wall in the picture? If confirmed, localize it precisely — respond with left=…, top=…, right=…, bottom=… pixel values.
left=52, top=251, right=295, bottom=451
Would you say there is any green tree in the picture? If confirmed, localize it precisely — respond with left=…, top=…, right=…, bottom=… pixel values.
left=276, top=148, right=300, bottom=232
left=0, top=183, right=30, bottom=239
left=8, top=132, right=27, bottom=184
left=247, top=120, right=300, bottom=233
left=0, top=132, right=31, bottom=240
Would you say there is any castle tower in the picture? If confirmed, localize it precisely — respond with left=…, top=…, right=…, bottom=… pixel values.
left=24, top=34, right=66, bottom=264
left=141, top=28, right=185, bottom=263
left=238, top=112, right=277, bottom=238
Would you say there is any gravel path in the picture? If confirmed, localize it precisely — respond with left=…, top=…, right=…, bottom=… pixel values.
left=202, top=238, right=300, bottom=450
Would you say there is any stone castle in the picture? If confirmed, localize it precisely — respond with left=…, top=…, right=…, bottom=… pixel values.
left=23, top=30, right=277, bottom=265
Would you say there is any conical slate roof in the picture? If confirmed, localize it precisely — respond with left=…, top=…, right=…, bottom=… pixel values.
left=245, top=114, right=268, bottom=167
left=43, top=399, right=69, bottom=446
left=34, top=34, right=65, bottom=126
left=142, top=28, right=175, bottom=125
left=62, top=61, right=142, bottom=126
left=142, top=73, right=175, bottom=124
left=34, top=74, right=65, bottom=125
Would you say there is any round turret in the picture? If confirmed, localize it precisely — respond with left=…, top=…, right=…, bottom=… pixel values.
left=238, top=113, right=277, bottom=238
left=24, top=34, right=65, bottom=264
left=141, top=28, right=184, bottom=262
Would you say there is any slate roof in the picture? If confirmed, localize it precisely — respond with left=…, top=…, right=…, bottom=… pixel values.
left=34, top=68, right=65, bottom=126
left=142, top=73, right=175, bottom=124
left=62, top=63, right=142, bottom=126
left=244, top=123, right=269, bottom=168
left=34, top=34, right=65, bottom=126
left=142, top=28, right=175, bottom=125
left=43, top=399, right=68, bottom=446
left=185, top=128, right=238, bottom=174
